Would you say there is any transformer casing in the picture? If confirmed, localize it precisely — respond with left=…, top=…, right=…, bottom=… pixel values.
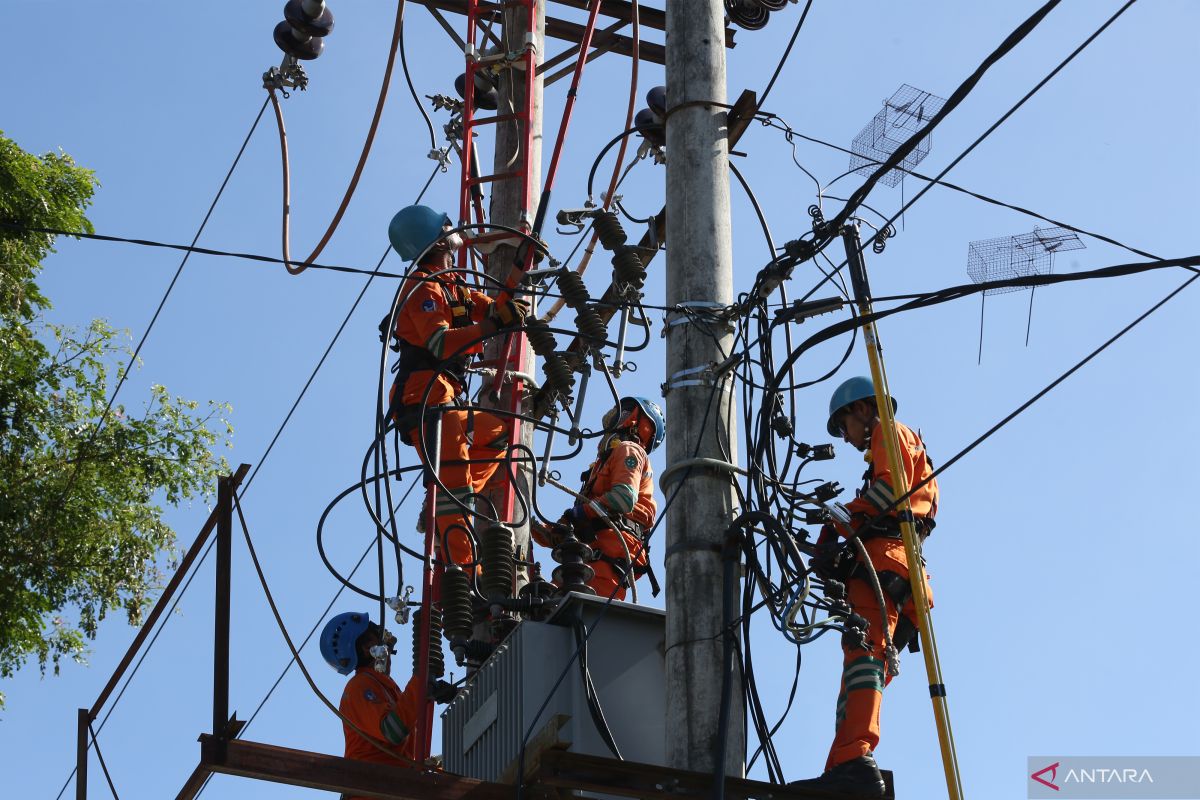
left=441, top=593, right=666, bottom=780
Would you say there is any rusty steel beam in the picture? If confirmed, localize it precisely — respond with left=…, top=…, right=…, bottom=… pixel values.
left=532, top=749, right=896, bottom=800
left=550, top=0, right=736, bottom=49
left=407, top=0, right=668, bottom=64
left=89, top=463, right=250, bottom=720
left=183, top=736, right=536, bottom=800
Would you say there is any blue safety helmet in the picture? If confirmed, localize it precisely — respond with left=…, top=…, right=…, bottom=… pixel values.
left=604, top=396, right=666, bottom=453
left=320, top=611, right=372, bottom=675
left=388, top=205, right=452, bottom=261
left=826, top=376, right=896, bottom=436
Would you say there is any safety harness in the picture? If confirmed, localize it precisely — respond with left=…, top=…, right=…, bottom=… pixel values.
left=576, top=439, right=658, bottom=594
left=384, top=270, right=477, bottom=443
left=842, top=427, right=938, bottom=653
left=854, top=427, right=938, bottom=541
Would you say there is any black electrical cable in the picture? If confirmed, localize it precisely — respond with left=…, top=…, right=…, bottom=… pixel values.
left=858, top=271, right=1197, bottom=538
left=825, top=0, right=1063, bottom=237
left=757, top=0, right=816, bottom=110
left=398, top=5, right=437, bottom=151
left=586, top=127, right=642, bottom=200
left=850, top=0, right=1141, bottom=257
left=34, top=95, right=271, bottom=570
left=761, top=119, right=1163, bottom=262
left=88, top=723, right=121, bottom=800
left=572, top=618, right=624, bottom=760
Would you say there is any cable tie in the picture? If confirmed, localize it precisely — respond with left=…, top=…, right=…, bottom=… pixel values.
left=929, top=683, right=947, bottom=698
left=663, top=99, right=736, bottom=122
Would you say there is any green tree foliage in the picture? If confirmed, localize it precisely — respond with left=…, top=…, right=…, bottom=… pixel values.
left=0, top=132, right=231, bottom=705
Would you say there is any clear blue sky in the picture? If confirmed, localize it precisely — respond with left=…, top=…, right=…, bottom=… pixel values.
left=4, top=2, right=1198, bottom=798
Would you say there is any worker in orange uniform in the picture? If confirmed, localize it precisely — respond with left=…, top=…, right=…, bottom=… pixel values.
left=531, top=396, right=663, bottom=600
left=382, top=205, right=529, bottom=570
left=319, top=610, right=456, bottom=779
left=792, top=376, right=938, bottom=797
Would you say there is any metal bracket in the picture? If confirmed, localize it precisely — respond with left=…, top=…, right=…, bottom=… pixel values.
left=661, top=363, right=731, bottom=396
left=262, top=56, right=308, bottom=96
left=428, top=147, right=453, bottom=172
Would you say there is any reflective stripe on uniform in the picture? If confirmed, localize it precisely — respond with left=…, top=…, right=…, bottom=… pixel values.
left=862, top=478, right=894, bottom=512
left=380, top=711, right=409, bottom=745
left=843, top=656, right=885, bottom=693
left=600, top=484, right=637, bottom=514
left=435, top=487, right=475, bottom=516
left=425, top=327, right=448, bottom=359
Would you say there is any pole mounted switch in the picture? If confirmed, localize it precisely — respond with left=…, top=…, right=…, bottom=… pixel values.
left=274, top=0, right=335, bottom=61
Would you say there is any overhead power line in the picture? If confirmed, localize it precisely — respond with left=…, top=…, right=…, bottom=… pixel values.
left=853, top=0, right=1140, bottom=253
left=38, top=97, right=271, bottom=553
left=757, top=0, right=815, bottom=109
left=0, top=221, right=406, bottom=279
left=779, top=0, right=1139, bottom=304
left=761, top=119, right=1161, bottom=262
left=827, top=0, right=1063, bottom=234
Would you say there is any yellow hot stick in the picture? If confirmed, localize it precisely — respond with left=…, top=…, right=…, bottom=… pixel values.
left=842, top=224, right=965, bottom=800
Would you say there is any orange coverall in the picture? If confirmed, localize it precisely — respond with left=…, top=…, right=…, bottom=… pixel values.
left=391, top=264, right=510, bottom=568
left=826, top=419, right=938, bottom=771
left=339, top=669, right=422, bottom=792
left=533, top=439, right=655, bottom=600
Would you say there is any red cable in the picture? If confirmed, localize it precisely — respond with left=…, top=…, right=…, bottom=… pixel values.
left=270, top=0, right=408, bottom=276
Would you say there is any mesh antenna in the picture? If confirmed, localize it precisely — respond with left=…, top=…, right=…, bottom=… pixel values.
left=967, top=226, right=1086, bottom=360
left=849, top=84, right=947, bottom=187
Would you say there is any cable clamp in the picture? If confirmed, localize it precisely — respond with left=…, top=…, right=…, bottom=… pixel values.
left=661, top=363, right=731, bottom=396
left=428, top=147, right=453, bottom=173
left=659, top=457, right=745, bottom=488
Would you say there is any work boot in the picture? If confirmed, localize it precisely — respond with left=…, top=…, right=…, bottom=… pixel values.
left=788, top=754, right=886, bottom=797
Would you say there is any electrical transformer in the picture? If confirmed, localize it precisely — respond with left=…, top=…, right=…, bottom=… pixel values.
left=441, top=592, right=667, bottom=782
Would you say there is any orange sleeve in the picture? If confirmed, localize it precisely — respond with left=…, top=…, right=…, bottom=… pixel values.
left=845, top=421, right=936, bottom=520
left=394, top=279, right=486, bottom=361
left=340, top=673, right=407, bottom=762
left=586, top=441, right=646, bottom=520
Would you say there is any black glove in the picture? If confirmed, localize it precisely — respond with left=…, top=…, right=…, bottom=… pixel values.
left=378, top=312, right=400, bottom=352
left=488, top=299, right=530, bottom=330
left=531, top=520, right=568, bottom=548
left=559, top=508, right=599, bottom=543
left=430, top=679, right=458, bottom=704
left=810, top=526, right=848, bottom=581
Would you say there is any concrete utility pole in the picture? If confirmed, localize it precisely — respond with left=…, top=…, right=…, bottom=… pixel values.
left=663, top=0, right=744, bottom=778
left=482, top=2, right=545, bottom=587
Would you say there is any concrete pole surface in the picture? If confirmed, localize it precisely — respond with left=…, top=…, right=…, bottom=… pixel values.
left=481, top=2, right=544, bottom=591
left=663, top=0, right=743, bottom=777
